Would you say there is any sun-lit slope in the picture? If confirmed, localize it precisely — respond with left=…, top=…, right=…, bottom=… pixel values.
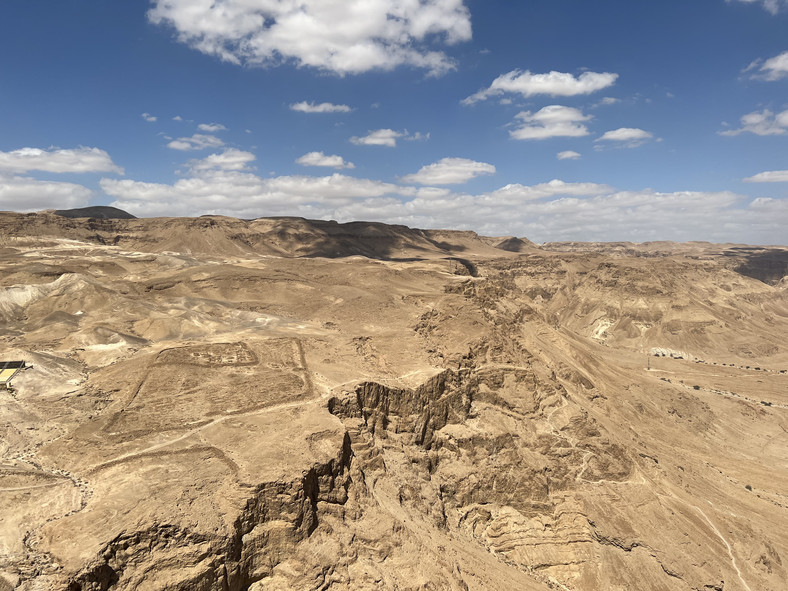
left=0, top=211, right=535, bottom=260
left=398, top=253, right=787, bottom=590
left=0, top=217, right=786, bottom=590
left=491, top=253, right=788, bottom=367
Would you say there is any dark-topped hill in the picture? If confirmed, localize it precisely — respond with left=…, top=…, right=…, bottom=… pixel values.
left=52, top=206, right=137, bottom=219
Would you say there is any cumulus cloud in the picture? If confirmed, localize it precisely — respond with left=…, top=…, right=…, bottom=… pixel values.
left=729, top=0, right=787, bottom=14
left=510, top=106, right=591, bottom=140
left=197, top=122, right=227, bottom=132
left=401, top=158, right=495, bottom=185
left=406, top=132, right=430, bottom=142
left=479, top=180, right=611, bottom=204
left=745, top=50, right=788, bottom=81
left=187, top=149, right=256, bottom=173
left=296, top=151, right=355, bottom=169
left=596, top=127, right=653, bottom=147
left=463, top=70, right=618, bottom=105
left=350, top=129, right=402, bottom=147
left=557, top=150, right=581, bottom=160
left=148, top=0, right=472, bottom=76
left=167, top=133, right=225, bottom=151
left=99, top=159, right=609, bottom=224
left=414, top=187, right=452, bottom=199
left=0, top=147, right=123, bottom=174
left=290, top=101, right=352, bottom=113
left=101, top=172, right=413, bottom=219
left=720, top=108, right=788, bottom=136
left=141, top=112, right=157, bottom=122
left=100, top=154, right=788, bottom=244
left=509, top=190, right=764, bottom=243
left=0, top=174, right=92, bottom=211
left=743, top=169, right=788, bottom=182
left=452, top=189, right=783, bottom=244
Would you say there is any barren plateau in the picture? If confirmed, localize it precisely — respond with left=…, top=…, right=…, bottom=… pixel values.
left=1, top=210, right=787, bottom=591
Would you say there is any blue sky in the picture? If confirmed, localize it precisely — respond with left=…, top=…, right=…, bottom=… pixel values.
left=1, top=0, right=787, bottom=244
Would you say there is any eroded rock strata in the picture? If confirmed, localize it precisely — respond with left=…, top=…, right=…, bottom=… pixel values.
left=1, top=212, right=786, bottom=590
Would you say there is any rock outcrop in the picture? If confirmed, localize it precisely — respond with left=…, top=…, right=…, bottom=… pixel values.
left=1, top=215, right=786, bottom=590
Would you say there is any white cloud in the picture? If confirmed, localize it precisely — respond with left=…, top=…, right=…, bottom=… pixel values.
left=415, top=186, right=452, bottom=199
left=592, top=96, right=622, bottom=108
left=188, top=149, right=256, bottom=173
left=745, top=50, right=788, bottom=81
left=141, top=112, right=157, bottom=122
left=720, top=108, right=788, bottom=136
left=296, top=151, right=355, bottom=169
left=729, top=0, right=787, bottom=15
left=0, top=174, right=92, bottom=211
left=405, top=131, right=430, bottom=142
left=557, top=150, right=581, bottom=160
left=197, top=122, right=228, bottom=132
left=376, top=188, right=782, bottom=245
left=98, top=152, right=788, bottom=244
left=0, top=147, right=123, bottom=174
left=506, top=190, right=777, bottom=243
left=102, top=149, right=411, bottom=217
left=167, top=133, right=225, bottom=151
left=173, top=115, right=183, bottom=122
left=350, top=129, right=402, bottom=147
left=290, top=101, right=352, bottom=113
left=743, top=169, right=788, bottom=182
left=102, top=173, right=413, bottom=219
left=479, top=180, right=611, bottom=204
left=401, top=157, right=495, bottom=185
left=148, top=0, right=472, bottom=76
left=349, top=129, right=428, bottom=147
left=101, top=163, right=610, bottom=224
left=596, top=127, right=653, bottom=147
left=598, top=128, right=653, bottom=141
left=510, top=106, right=591, bottom=140
left=463, top=70, right=618, bottom=105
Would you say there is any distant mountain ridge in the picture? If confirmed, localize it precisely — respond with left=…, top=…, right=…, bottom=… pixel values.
left=0, top=211, right=535, bottom=260
left=2, top=211, right=785, bottom=285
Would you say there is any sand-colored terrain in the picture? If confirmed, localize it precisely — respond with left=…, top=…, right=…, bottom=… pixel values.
left=1, top=211, right=787, bottom=590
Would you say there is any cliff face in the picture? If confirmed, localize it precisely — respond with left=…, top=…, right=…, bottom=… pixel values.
left=1, top=216, right=786, bottom=590
left=63, top=438, right=353, bottom=591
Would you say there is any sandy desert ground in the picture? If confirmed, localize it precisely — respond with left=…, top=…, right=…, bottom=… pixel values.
left=1, top=210, right=787, bottom=590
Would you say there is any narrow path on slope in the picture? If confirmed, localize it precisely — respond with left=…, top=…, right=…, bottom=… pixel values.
left=0, top=480, right=70, bottom=492
left=695, top=506, right=753, bottom=591
left=650, top=483, right=754, bottom=591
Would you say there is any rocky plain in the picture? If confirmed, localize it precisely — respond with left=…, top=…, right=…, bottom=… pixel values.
left=0, top=209, right=786, bottom=590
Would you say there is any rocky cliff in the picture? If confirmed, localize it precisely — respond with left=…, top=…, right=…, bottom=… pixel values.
left=1, top=214, right=786, bottom=590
